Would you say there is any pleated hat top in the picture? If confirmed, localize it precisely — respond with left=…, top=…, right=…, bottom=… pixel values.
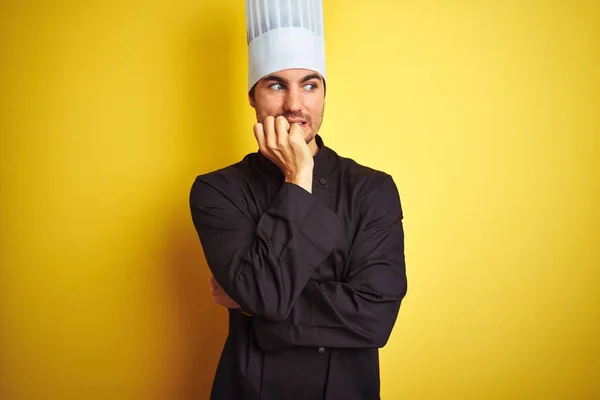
left=245, top=0, right=326, bottom=92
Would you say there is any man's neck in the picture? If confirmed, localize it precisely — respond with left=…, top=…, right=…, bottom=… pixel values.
left=308, top=138, right=320, bottom=156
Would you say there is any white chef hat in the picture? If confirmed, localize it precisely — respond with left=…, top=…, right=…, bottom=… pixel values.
left=245, top=0, right=326, bottom=92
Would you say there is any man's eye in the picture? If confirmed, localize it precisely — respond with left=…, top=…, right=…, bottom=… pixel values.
left=269, top=83, right=284, bottom=90
left=304, top=83, right=316, bottom=91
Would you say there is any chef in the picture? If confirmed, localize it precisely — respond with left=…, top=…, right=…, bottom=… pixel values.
left=189, top=1, right=407, bottom=399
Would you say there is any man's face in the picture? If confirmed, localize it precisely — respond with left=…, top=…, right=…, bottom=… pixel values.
left=249, top=68, right=326, bottom=145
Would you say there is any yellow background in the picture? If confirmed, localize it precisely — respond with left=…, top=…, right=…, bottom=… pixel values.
left=1, top=1, right=598, bottom=399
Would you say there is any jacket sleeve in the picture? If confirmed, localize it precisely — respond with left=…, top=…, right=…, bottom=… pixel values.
left=189, top=177, right=344, bottom=322
left=252, top=176, right=407, bottom=349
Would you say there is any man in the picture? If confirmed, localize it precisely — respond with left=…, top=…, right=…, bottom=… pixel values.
left=189, top=1, right=407, bottom=399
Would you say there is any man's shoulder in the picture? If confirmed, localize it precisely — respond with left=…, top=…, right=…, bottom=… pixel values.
left=331, top=149, right=402, bottom=217
left=189, top=153, right=259, bottom=203
left=195, top=157, right=250, bottom=183
left=332, top=149, right=394, bottom=192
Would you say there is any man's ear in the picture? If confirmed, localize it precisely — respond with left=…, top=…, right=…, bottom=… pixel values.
left=248, top=84, right=257, bottom=108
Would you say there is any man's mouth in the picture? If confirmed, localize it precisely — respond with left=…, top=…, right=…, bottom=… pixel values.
left=286, top=119, right=308, bottom=127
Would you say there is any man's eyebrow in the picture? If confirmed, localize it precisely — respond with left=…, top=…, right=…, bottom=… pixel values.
left=262, top=74, right=323, bottom=85
left=263, top=75, right=287, bottom=84
left=300, top=73, right=322, bottom=83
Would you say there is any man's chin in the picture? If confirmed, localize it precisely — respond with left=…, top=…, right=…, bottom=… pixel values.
left=304, top=132, right=317, bottom=145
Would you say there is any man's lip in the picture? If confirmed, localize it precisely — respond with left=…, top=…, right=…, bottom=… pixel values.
left=287, top=119, right=307, bottom=125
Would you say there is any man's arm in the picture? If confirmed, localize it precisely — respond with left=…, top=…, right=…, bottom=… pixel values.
left=252, top=176, right=407, bottom=349
left=190, top=177, right=343, bottom=322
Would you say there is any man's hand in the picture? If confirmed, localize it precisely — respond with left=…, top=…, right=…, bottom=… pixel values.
left=209, top=276, right=240, bottom=309
left=253, top=116, right=314, bottom=193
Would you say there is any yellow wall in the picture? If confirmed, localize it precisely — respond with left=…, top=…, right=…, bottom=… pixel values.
left=1, top=1, right=598, bottom=399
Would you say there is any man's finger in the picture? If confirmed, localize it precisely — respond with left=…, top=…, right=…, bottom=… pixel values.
left=263, top=116, right=277, bottom=150
left=213, top=293, right=240, bottom=307
left=253, top=123, right=266, bottom=153
left=275, top=116, right=290, bottom=147
left=275, top=115, right=290, bottom=134
left=210, top=284, right=224, bottom=295
left=288, top=122, right=305, bottom=143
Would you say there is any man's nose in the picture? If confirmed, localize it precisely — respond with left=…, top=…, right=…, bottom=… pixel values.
left=283, top=87, right=302, bottom=112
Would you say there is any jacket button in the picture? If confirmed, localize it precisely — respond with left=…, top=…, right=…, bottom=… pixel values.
left=317, top=347, right=326, bottom=354
left=319, top=178, right=327, bottom=186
